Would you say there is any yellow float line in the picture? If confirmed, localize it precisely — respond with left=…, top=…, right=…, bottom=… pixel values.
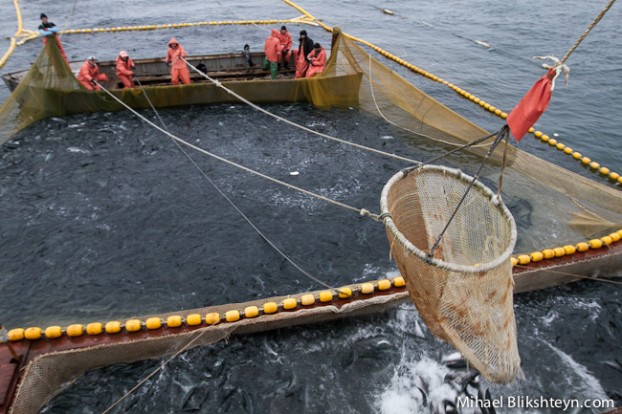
left=59, top=19, right=302, bottom=35
left=0, top=38, right=17, bottom=69
left=281, top=0, right=619, bottom=186
left=4, top=276, right=406, bottom=342
left=510, top=229, right=622, bottom=266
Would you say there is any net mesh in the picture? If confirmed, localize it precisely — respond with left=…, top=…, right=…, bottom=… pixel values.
left=381, top=165, right=520, bottom=383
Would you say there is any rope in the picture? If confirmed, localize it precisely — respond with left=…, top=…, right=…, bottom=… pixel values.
left=181, top=57, right=421, bottom=166
left=427, top=126, right=508, bottom=258
left=94, top=80, right=370, bottom=217
left=515, top=264, right=622, bottom=287
left=559, top=0, right=617, bottom=65
left=133, top=77, right=335, bottom=290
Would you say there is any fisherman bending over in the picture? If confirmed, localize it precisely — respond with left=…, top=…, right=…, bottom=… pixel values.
left=77, top=56, right=109, bottom=91
left=115, top=51, right=135, bottom=88
left=165, top=37, right=191, bottom=85
left=38, top=13, right=69, bottom=66
left=306, top=43, right=326, bottom=78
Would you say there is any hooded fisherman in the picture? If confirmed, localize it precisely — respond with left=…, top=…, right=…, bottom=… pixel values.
left=115, top=51, right=135, bottom=88
left=277, top=25, right=293, bottom=69
left=77, top=56, right=109, bottom=91
left=295, top=30, right=314, bottom=78
left=263, top=29, right=282, bottom=80
left=165, top=37, right=191, bottom=85
left=305, top=43, right=326, bottom=78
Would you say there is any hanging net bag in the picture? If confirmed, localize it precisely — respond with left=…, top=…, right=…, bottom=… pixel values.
left=380, top=165, right=520, bottom=383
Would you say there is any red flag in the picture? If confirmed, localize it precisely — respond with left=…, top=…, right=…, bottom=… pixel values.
left=507, top=68, right=556, bottom=141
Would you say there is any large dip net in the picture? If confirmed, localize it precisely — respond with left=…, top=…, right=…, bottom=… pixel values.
left=381, top=165, right=520, bottom=383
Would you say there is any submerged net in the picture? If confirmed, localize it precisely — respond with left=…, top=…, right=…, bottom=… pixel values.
left=381, top=165, right=520, bottom=383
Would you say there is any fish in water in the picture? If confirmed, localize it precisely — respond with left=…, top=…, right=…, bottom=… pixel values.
left=474, top=39, right=492, bottom=49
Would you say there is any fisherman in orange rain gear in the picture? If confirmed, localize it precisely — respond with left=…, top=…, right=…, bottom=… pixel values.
left=165, top=37, right=191, bottom=85
left=38, top=13, right=69, bottom=67
left=294, top=29, right=314, bottom=78
left=115, top=51, right=135, bottom=88
left=277, top=25, right=293, bottom=69
left=305, top=43, right=326, bottom=78
left=263, top=29, right=282, bottom=80
left=77, top=56, right=109, bottom=91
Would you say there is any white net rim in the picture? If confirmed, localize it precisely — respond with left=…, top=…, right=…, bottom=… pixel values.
left=380, top=164, right=517, bottom=273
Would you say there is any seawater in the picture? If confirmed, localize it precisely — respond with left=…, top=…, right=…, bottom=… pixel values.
left=0, top=0, right=620, bottom=412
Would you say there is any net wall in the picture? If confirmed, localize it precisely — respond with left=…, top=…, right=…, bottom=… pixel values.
left=381, top=166, right=520, bottom=383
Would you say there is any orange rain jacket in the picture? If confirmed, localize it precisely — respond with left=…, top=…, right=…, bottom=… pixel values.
left=305, top=46, right=327, bottom=78
left=165, top=37, right=188, bottom=69
left=264, top=30, right=282, bottom=62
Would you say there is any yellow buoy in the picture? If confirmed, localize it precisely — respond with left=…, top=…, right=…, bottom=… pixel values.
left=360, top=282, right=375, bottom=294
left=609, top=232, right=621, bottom=242
left=542, top=249, right=555, bottom=259
left=86, top=323, right=103, bottom=335
left=319, top=290, right=334, bottom=302
left=572, top=152, right=582, bottom=160
left=609, top=172, right=620, bottom=181
left=393, top=276, right=406, bottom=287
left=556, top=143, right=565, bottom=150
left=8, top=328, right=24, bottom=341
left=300, top=294, right=316, bottom=306
left=105, top=321, right=122, bottom=333
left=244, top=306, right=259, bottom=318
left=564, top=147, right=573, bottom=154
left=125, top=319, right=142, bottom=332
left=553, top=247, right=565, bottom=257
left=282, top=298, right=298, bottom=310
left=563, top=245, right=576, bottom=255
left=529, top=251, right=544, bottom=262
left=205, top=312, right=221, bottom=325
left=541, top=135, right=550, bottom=142
left=225, top=310, right=241, bottom=322
left=517, top=254, right=531, bottom=265
left=601, top=236, right=613, bottom=246
left=378, top=279, right=392, bottom=290
left=511, top=257, right=518, bottom=266
left=166, top=316, right=182, bottom=328
left=589, top=239, right=603, bottom=249
left=24, top=327, right=42, bottom=340
left=581, top=157, right=591, bottom=165
left=589, top=162, right=600, bottom=170
left=599, top=167, right=610, bottom=175
left=66, top=324, right=84, bottom=337
left=146, top=318, right=162, bottom=330
left=534, top=131, right=543, bottom=138
left=548, top=138, right=557, bottom=146
left=186, top=314, right=202, bottom=326
left=576, top=242, right=589, bottom=252
left=263, top=302, right=278, bottom=314
left=338, top=287, right=353, bottom=299
left=45, top=326, right=63, bottom=339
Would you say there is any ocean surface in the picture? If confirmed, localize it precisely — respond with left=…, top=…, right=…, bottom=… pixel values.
left=0, top=0, right=621, bottom=413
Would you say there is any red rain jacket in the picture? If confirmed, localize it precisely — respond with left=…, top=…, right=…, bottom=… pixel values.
left=165, top=37, right=188, bottom=69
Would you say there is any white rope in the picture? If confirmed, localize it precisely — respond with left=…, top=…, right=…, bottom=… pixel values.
left=181, top=57, right=421, bottom=166
left=94, top=80, right=371, bottom=218
left=133, top=78, right=335, bottom=290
